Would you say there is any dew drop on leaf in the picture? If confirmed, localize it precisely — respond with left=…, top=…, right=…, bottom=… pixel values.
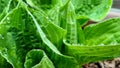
left=0, top=34, right=4, bottom=39
left=7, top=17, right=10, bottom=21
left=99, top=43, right=104, bottom=46
left=6, top=17, right=10, bottom=23
left=2, top=49, right=8, bottom=57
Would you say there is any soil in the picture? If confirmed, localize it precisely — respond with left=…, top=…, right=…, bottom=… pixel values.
left=83, top=58, right=120, bottom=68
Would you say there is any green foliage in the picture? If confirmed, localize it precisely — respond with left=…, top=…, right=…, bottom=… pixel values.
left=1, top=0, right=120, bottom=68
left=24, top=49, right=55, bottom=68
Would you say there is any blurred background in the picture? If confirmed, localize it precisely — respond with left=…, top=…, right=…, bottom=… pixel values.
left=113, top=0, right=120, bottom=9
left=106, top=0, right=120, bottom=18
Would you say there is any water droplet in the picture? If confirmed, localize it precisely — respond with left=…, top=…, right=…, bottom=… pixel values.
left=99, top=44, right=104, bottom=46
left=2, top=49, right=7, bottom=57
left=0, top=34, right=4, bottom=39
left=7, top=17, right=10, bottom=23
left=46, top=17, right=49, bottom=19
left=43, top=35, right=46, bottom=38
left=7, top=17, right=10, bottom=20
left=111, top=42, right=118, bottom=45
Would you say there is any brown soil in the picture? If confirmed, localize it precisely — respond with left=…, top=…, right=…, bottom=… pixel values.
left=83, top=58, right=120, bottom=68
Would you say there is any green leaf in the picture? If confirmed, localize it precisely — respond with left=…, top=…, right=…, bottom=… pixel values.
left=0, top=7, right=25, bottom=68
left=0, top=3, right=43, bottom=68
left=71, top=0, right=112, bottom=21
left=0, top=0, right=10, bottom=14
left=59, top=1, right=85, bottom=45
left=0, top=54, right=12, bottom=68
left=65, top=44, right=120, bottom=57
left=0, top=0, right=10, bottom=21
left=30, top=9, right=66, bottom=51
left=24, top=49, right=55, bottom=68
left=59, top=1, right=78, bottom=44
left=47, top=6, right=61, bottom=26
left=0, top=2, right=79, bottom=68
left=26, top=7, right=61, bottom=55
left=84, top=18, right=120, bottom=45
left=0, top=0, right=18, bottom=21
left=26, top=0, right=62, bottom=11
left=64, top=44, right=120, bottom=65
left=76, top=16, right=89, bottom=26
left=64, top=18, right=120, bottom=66
left=25, top=4, right=79, bottom=68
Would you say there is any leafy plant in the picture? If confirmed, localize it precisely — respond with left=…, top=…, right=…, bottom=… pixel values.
left=0, top=0, right=120, bottom=68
